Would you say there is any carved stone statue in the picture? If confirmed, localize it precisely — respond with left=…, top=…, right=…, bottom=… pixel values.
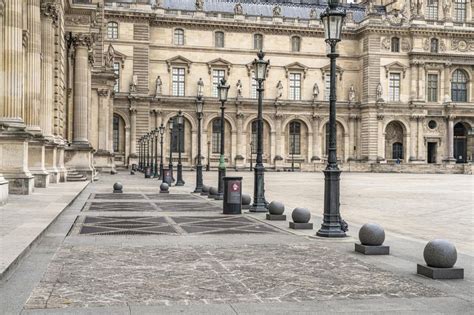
left=309, top=8, right=317, bottom=19
left=366, top=0, right=376, bottom=15
left=273, top=5, right=281, bottom=17
left=195, top=0, right=204, bottom=11
left=105, top=44, right=115, bottom=68
left=443, top=0, right=451, bottom=19
left=155, top=76, right=162, bottom=97
left=313, top=82, right=320, bottom=100
left=236, top=79, right=243, bottom=99
left=275, top=80, right=283, bottom=101
left=376, top=82, right=383, bottom=100
left=129, top=75, right=138, bottom=94
left=349, top=85, right=356, bottom=103
left=234, top=2, right=243, bottom=15
left=197, top=78, right=204, bottom=98
left=416, top=0, right=423, bottom=15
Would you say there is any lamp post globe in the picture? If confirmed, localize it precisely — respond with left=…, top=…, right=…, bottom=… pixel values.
left=168, top=119, right=175, bottom=182
left=176, top=110, right=185, bottom=186
left=158, top=124, right=165, bottom=180
left=194, top=96, right=204, bottom=193
left=215, top=78, right=230, bottom=200
left=250, top=50, right=269, bottom=212
left=316, top=0, right=347, bottom=238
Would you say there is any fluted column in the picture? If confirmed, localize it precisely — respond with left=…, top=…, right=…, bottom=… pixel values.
left=72, top=34, right=92, bottom=144
left=0, top=0, right=5, bottom=122
left=1, top=0, right=24, bottom=121
left=39, top=2, right=57, bottom=138
left=409, top=116, right=417, bottom=161
left=130, top=107, right=137, bottom=154
left=417, top=116, right=425, bottom=161
left=98, top=89, right=109, bottom=151
left=446, top=116, right=455, bottom=161
left=24, top=0, right=41, bottom=131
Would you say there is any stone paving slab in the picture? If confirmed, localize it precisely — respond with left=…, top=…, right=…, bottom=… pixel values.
left=25, top=243, right=443, bottom=310
left=0, top=181, right=89, bottom=280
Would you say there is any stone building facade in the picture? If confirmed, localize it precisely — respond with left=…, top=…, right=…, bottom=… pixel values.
left=0, top=0, right=473, bottom=205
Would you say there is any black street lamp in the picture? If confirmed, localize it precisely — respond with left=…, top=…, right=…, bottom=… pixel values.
left=138, top=137, right=142, bottom=172
left=194, top=96, right=204, bottom=193
left=176, top=110, right=185, bottom=186
left=316, top=0, right=347, bottom=238
left=250, top=50, right=269, bottom=212
left=159, top=123, right=165, bottom=180
left=206, top=140, right=211, bottom=171
left=215, top=78, right=230, bottom=200
left=150, top=130, right=155, bottom=178
left=168, top=119, right=175, bottom=182
left=153, top=128, right=159, bottom=178
left=249, top=141, right=253, bottom=171
left=145, top=133, right=151, bottom=178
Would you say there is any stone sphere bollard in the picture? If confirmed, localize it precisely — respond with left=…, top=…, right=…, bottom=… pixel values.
left=359, top=223, right=385, bottom=246
left=113, top=182, right=123, bottom=193
left=268, top=201, right=285, bottom=215
left=423, top=239, right=457, bottom=268
left=242, top=194, right=251, bottom=205
left=202, top=185, right=209, bottom=192
left=292, top=207, right=310, bottom=223
left=110, top=169, right=117, bottom=175
left=209, top=187, right=218, bottom=196
left=160, top=182, right=169, bottom=193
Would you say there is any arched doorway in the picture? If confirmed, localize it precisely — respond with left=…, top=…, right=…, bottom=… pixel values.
left=207, top=117, right=232, bottom=166
left=385, top=121, right=405, bottom=160
left=323, top=122, right=345, bottom=161
left=113, top=114, right=126, bottom=165
left=454, top=122, right=468, bottom=163
left=284, top=120, right=309, bottom=164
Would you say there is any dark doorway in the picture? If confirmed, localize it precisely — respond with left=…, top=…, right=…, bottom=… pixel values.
left=427, top=142, right=437, bottom=164
left=454, top=123, right=467, bottom=163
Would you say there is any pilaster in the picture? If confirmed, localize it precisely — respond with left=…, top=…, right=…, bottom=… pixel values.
left=45, top=143, right=59, bottom=183
left=28, top=139, right=50, bottom=187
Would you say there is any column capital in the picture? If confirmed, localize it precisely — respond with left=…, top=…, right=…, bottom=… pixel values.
left=130, top=107, right=137, bottom=114
left=40, top=1, right=58, bottom=23
left=0, top=0, right=4, bottom=17
left=97, top=89, right=109, bottom=97
left=67, top=32, right=94, bottom=49
left=447, top=114, right=456, bottom=121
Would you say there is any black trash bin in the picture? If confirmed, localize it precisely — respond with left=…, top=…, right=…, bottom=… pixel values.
left=223, top=176, right=242, bottom=215
left=162, top=167, right=172, bottom=185
left=145, top=166, right=152, bottom=178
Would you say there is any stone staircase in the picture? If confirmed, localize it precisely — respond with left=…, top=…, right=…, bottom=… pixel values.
left=66, top=170, right=88, bottom=182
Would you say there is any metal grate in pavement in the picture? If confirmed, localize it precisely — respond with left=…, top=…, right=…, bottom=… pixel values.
left=145, top=194, right=202, bottom=201
left=154, top=202, right=221, bottom=212
left=91, top=193, right=146, bottom=200
left=79, top=216, right=177, bottom=235
left=87, top=202, right=156, bottom=212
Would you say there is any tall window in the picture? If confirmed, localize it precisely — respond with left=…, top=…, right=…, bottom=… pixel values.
left=254, top=34, right=263, bottom=50
left=289, top=121, right=301, bottom=155
left=172, top=68, right=185, bottom=96
left=174, top=28, right=184, bottom=45
left=212, top=119, right=221, bottom=153
left=113, top=115, right=120, bottom=152
left=430, top=38, right=439, bottom=53
left=392, top=142, right=403, bottom=159
left=215, top=31, right=224, bottom=48
left=171, top=118, right=185, bottom=153
left=324, top=74, right=331, bottom=101
left=251, top=121, right=258, bottom=153
left=451, top=69, right=468, bottom=102
left=251, top=73, right=258, bottom=99
left=454, top=0, right=466, bottom=22
left=291, top=36, right=301, bottom=52
left=391, top=37, right=400, bottom=52
left=427, top=74, right=438, bottom=102
left=212, top=69, right=225, bottom=97
left=113, top=62, right=120, bottom=92
left=389, top=73, right=401, bottom=102
left=426, top=0, right=439, bottom=20
left=107, top=22, right=118, bottom=39
left=289, top=73, right=301, bottom=100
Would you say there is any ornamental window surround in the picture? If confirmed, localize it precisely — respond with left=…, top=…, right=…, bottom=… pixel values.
left=389, top=72, right=401, bottom=102
left=107, top=22, right=118, bottom=39
left=430, top=38, right=439, bottom=53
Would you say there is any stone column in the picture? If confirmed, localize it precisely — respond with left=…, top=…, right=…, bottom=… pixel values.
left=312, top=115, right=321, bottom=161
left=274, top=115, right=283, bottom=169
left=94, top=89, right=114, bottom=172
left=443, top=64, right=451, bottom=102
left=444, top=115, right=456, bottom=163
left=130, top=107, right=137, bottom=155
left=409, top=115, right=417, bottom=161
left=377, top=114, right=385, bottom=160
left=235, top=112, right=244, bottom=167
left=108, top=95, right=114, bottom=153
left=417, top=116, right=425, bottom=161
left=410, top=63, right=417, bottom=101
left=25, top=0, right=41, bottom=132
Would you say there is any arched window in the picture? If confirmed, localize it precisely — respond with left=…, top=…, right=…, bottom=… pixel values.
left=291, top=36, right=301, bottom=52
left=392, top=142, right=403, bottom=159
left=289, top=121, right=301, bottom=155
left=174, top=28, right=184, bottom=45
left=391, top=37, right=400, bottom=52
left=215, top=31, right=224, bottom=48
left=454, top=0, right=467, bottom=22
left=254, top=34, right=263, bottom=50
left=251, top=121, right=258, bottom=153
left=171, top=117, right=185, bottom=152
left=212, top=119, right=221, bottom=154
left=451, top=69, right=468, bottom=102
left=430, top=38, right=439, bottom=53
left=107, top=22, right=118, bottom=39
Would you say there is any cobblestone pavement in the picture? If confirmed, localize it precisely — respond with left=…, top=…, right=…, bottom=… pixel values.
left=2, top=172, right=472, bottom=314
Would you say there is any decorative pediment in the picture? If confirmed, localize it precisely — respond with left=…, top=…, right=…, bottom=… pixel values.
left=321, top=64, right=343, bottom=81
left=384, top=61, right=408, bottom=78
left=207, top=58, right=232, bottom=75
left=284, top=62, right=308, bottom=78
left=246, top=61, right=271, bottom=77
left=166, top=55, right=192, bottom=73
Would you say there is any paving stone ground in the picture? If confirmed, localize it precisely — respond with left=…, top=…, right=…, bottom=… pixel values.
left=1, top=171, right=473, bottom=314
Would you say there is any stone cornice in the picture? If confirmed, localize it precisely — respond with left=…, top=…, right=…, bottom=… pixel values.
left=408, top=52, right=474, bottom=65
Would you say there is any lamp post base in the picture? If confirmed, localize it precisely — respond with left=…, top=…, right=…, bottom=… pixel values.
left=216, top=166, right=226, bottom=200
left=176, top=164, right=185, bottom=186
left=249, top=164, right=267, bottom=212
left=193, top=164, right=203, bottom=193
